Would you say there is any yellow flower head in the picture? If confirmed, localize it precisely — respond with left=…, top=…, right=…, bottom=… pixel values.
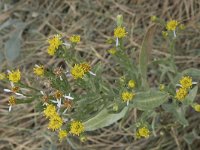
left=128, top=80, right=136, bottom=88
left=58, top=130, right=68, bottom=141
left=107, top=48, right=117, bottom=55
left=8, top=96, right=16, bottom=106
left=44, top=104, right=57, bottom=118
left=166, top=20, right=179, bottom=31
left=47, top=34, right=62, bottom=56
left=0, top=73, right=6, bottom=80
left=71, top=64, right=85, bottom=79
left=48, top=114, right=63, bottom=131
left=69, top=35, right=80, bottom=43
left=114, top=27, right=127, bottom=38
left=193, top=104, right=200, bottom=112
left=80, top=63, right=91, bottom=73
left=33, top=65, right=44, bottom=76
left=175, top=87, right=188, bottom=101
left=8, top=69, right=21, bottom=83
left=180, top=76, right=192, bottom=89
left=121, top=91, right=135, bottom=102
left=137, top=127, right=150, bottom=138
left=70, top=121, right=85, bottom=136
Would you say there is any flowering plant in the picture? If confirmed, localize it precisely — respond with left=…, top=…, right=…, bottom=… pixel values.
left=1, top=15, right=199, bottom=142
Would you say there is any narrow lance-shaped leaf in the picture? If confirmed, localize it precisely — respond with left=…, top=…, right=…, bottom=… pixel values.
left=139, top=25, right=156, bottom=89
left=131, top=90, right=169, bottom=110
left=83, top=107, right=128, bottom=131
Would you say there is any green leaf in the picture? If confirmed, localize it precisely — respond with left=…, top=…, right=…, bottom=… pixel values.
left=83, top=107, right=128, bottom=131
left=5, top=30, right=21, bottom=62
left=132, top=90, right=169, bottom=110
left=182, top=68, right=200, bottom=79
left=139, top=25, right=156, bottom=89
left=183, top=86, right=198, bottom=105
left=162, top=103, right=188, bottom=126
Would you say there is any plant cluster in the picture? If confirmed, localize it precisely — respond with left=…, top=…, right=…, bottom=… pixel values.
left=1, top=15, right=199, bottom=142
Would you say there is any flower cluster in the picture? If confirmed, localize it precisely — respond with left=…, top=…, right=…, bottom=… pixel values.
left=33, top=65, right=44, bottom=76
left=70, top=121, right=85, bottom=136
left=69, top=35, right=80, bottom=43
left=136, top=126, right=150, bottom=139
left=175, top=76, right=193, bottom=101
left=71, top=63, right=91, bottom=79
left=43, top=103, right=85, bottom=141
left=8, top=69, right=21, bottom=83
left=166, top=20, right=179, bottom=31
left=114, top=27, right=127, bottom=38
left=47, top=34, right=62, bottom=56
left=121, top=91, right=135, bottom=103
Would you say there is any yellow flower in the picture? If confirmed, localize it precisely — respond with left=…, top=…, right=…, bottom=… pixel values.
left=166, top=20, right=179, bottom=31
left=71, top=64, right=85, bottom=79
left=175, top=88, right=187, bottom=101
left=69, top=35, right=80, bottom=43
left=180, top=76, right=192, bottom=89
left=121, top=91, right=135, bottom=102
left=0, top=73, right=6, bottom=80
left=137, top=127, right=150, bottom=138
left=128, top=80, right=136, bottom=88
left=33, top=65, right=44, bottom=76
left=107, top=48, right=116, bottom=55
left=47, top=34, right=62, bottom=56
left=48, top=114, right=63, bottom=131
left=193, top=104, right=200, bottom=112
left=8, top=96, right=16, bottom=106
left=58, top=130, right=68, bottom=141
left=70, top=121, right=85, bottom=136
left=8, top=69, right=21, bottom=83
left=44, top=104, right=57, bottom=118
left=114, top=27, right=127, bottom=38
left=80, top=63, right=91, bottom=73
left=8, top=96, right=16, bottom=112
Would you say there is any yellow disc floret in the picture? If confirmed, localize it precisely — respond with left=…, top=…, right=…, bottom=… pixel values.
left=128, top=80, right=136, bottom=88
left=80, top=63, right=91, bottom=73
left=58, top=130, right=68, bottom=141
left=71, top=64, right=85, bottom=79
left=8, top=69, right=21, bottom=83
left=8, top=96, right=16, bottom=106
left=114, top=27, right=127, bottom=38
left=33, top=65, right=44, bottom=76
left=137, top=127, right=150, bottom=138
left=44, top=104, right=57, bottom=118
left=166, top=20, right=179, bottom=31
left=47, top=34, right=62, bottom=56
left=175, top=87, right=187, bottom=101
left=70, top=121, right=85, bottom=136
left=121, top=91, right=134, bottom=102
left=69, top=35, right=80, bottom=43
left=48, top=114, right=63, bottom=131
left=180, top=76, right=192, bottom=89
